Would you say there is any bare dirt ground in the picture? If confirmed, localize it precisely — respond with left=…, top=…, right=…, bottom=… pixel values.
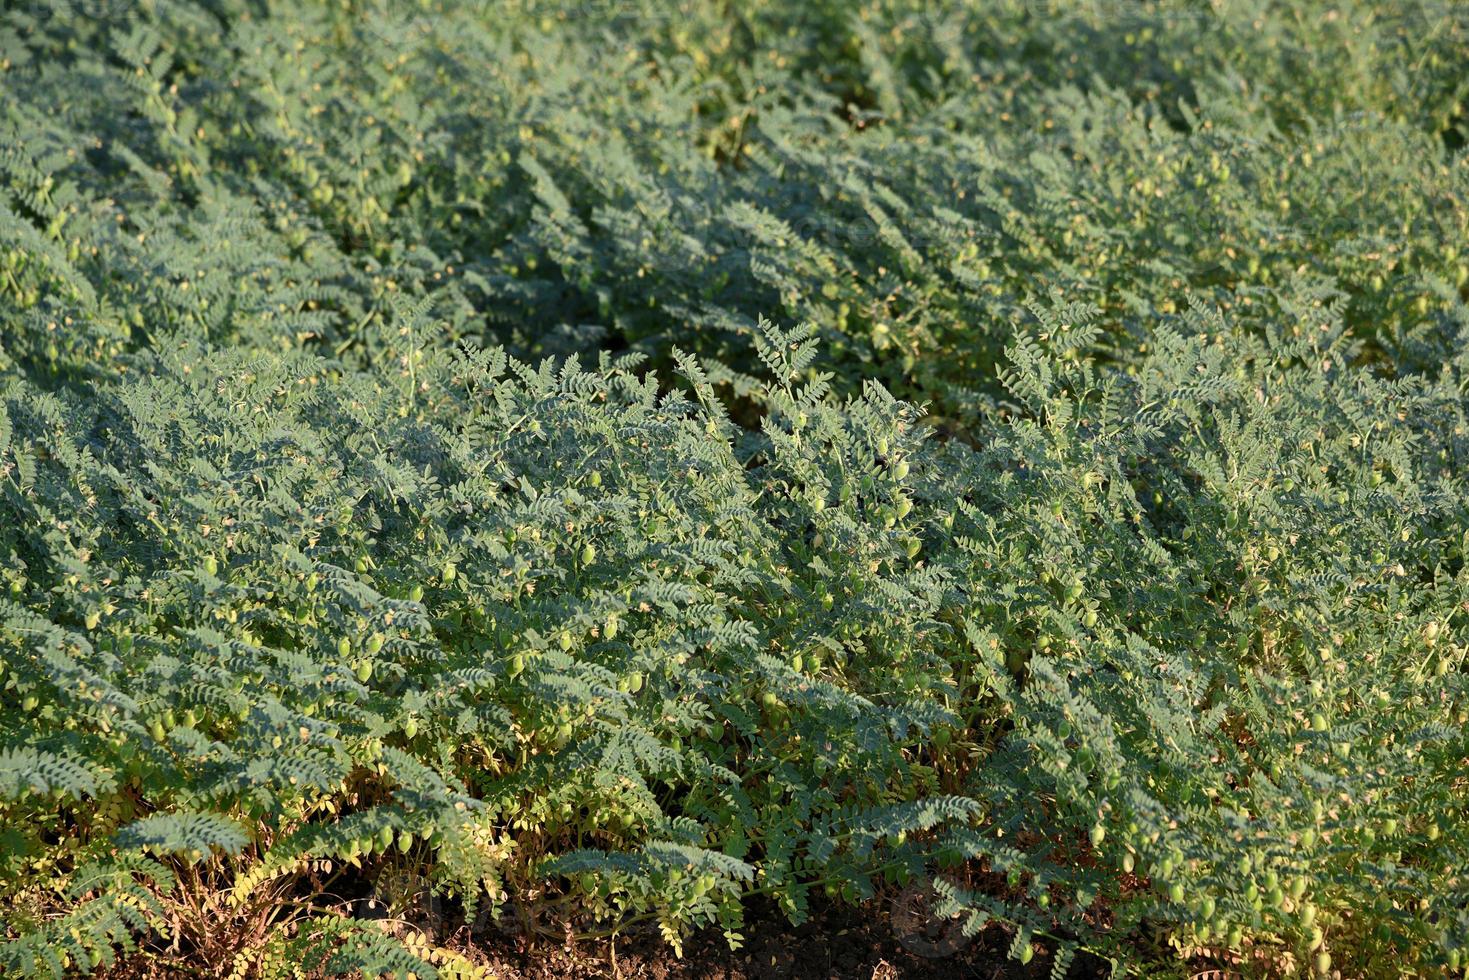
left=463, top=895, right=1109, bottom=980
left=106, top=879, right=1119, bottom=978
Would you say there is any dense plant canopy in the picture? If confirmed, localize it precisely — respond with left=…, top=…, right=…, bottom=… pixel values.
left=2, top=1, right=1467, bottom=976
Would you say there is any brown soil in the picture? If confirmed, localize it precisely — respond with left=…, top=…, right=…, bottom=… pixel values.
left=465, top=896, right=1108, bottom=980
left=104, top=880, right=1116, bottom=979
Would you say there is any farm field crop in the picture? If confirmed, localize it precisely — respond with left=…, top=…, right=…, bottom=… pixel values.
left=2, top=1, right=1468, bottom=977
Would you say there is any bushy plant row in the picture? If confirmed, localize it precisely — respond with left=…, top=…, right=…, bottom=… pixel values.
left=2, top=1, right=1467, bottom=976
left=5, top=2, right=1467, bottom=404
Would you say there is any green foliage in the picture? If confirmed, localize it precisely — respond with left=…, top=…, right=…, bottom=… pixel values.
left=1, top=1, right=1467, bottom=977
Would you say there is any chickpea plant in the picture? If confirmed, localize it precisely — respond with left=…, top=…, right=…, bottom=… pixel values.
left=2, top=1, right=1468, bottom=977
